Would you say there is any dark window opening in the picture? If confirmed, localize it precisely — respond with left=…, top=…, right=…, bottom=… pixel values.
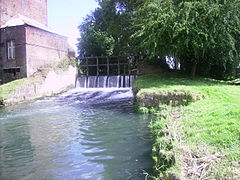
left=3, top=68, right=20, bottom=76
left=7, top=40, right=15, bottom=60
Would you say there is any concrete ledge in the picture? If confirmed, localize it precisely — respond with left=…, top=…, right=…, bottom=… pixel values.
left=2, top=66, right=77, bottom=106
left=135, top=89, right=203, bottom=108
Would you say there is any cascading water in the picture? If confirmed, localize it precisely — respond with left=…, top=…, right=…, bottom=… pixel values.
left=76, top=75, right=137, bottom=88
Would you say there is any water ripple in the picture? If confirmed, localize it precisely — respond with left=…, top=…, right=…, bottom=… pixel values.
left=0, top=88, right=153, bottom=180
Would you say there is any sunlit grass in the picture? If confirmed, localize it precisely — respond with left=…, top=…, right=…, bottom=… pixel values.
left=0, top=78, right=35, bottom=100
left=134, top=72, right=240, bottom=179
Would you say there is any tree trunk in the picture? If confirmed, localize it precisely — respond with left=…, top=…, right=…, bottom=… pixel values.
left=191, top=61, right=197, bottom=78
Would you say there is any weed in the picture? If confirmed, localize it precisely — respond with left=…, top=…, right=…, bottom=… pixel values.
left=57, top=58, right=77, bottom=69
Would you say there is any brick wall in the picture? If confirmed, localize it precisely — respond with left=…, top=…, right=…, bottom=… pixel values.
left=0, top=25, right=68, bottom=83
left=0, top=0, right=70, bottom=84
left=25, top=26, right=68, bottom=76
left=0, top=25, right=27, bottom=80
left=0, top=0, right=48, bottom=26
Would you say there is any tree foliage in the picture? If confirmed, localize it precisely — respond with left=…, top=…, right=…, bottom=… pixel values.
left=77, top=0, right=138, bottom=57
left=78, top=26, right=115, bottom=56
left=77, top=8, right=114, bottom=56
left=133, top=0, right=240, bottom=78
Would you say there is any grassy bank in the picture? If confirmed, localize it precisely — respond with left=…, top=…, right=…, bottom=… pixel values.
left=0, top=78, right=35, bottom=105
left=133, top=73, right=240, bottom=179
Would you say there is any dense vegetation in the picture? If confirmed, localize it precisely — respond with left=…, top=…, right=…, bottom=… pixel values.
left=133, top=72, right=240, bottom=179
left=78, top=0, right=240, bottom=79
left=77, top=0, right=136, bottom=56
left=134, top=0, right=240, bottom=78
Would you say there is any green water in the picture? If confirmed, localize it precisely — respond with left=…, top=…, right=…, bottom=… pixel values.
left=0, top=88, right=153, bottom=180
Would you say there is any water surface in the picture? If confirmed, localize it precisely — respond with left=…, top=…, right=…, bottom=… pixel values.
left=0, top=88, right=153, bottom=180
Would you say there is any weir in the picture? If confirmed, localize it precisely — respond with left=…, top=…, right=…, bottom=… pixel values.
left=76, top=75, right=136, bottom=88
left=77, top=55, right=142, bottom=88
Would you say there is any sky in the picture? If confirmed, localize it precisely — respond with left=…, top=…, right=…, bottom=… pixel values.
left=48, top=0, right=99, bottom=53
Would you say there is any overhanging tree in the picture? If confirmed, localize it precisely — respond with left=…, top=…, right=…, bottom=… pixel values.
left=133, top=0, right=240, bottom=78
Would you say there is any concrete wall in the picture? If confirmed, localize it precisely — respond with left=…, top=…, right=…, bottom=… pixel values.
left=3, top=66, right=77, bottom=105
left=0, top=26, right=26, bottom=69
left=0, top=0, right=48, bottom=26
left=25, top=26, right=68, bottom=76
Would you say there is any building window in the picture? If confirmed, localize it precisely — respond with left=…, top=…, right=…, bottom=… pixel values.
left=7, top=40, right=15, bottom=60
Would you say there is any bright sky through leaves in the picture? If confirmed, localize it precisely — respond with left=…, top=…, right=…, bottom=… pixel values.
left=48, top=0, right=99, bottom=53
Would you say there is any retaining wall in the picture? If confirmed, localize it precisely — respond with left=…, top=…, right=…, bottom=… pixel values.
left=3, top=66, right=77, bottom=105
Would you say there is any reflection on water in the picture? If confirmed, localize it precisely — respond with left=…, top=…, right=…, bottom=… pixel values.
left=0, top=88, right=153, bottom=180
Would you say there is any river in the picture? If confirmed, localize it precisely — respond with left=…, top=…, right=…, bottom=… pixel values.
left=0, top=88, right=153, bottom=180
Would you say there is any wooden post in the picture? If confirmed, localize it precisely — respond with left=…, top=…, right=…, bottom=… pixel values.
left=96, top=57, right=99, bottom=76
left=128, top=57, right=130, bottom=75
left=136, top=56, right=139, bottom=75
left=118, top=57, right=120, bottom=75
left=107, top=57, right=110, bottom=75
left=86, top=58, right=89, bottom=76
left=77, top=59, right=81, bottom=75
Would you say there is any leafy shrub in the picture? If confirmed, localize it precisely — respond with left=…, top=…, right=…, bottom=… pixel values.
left=57, top=58, right=77, bottom=69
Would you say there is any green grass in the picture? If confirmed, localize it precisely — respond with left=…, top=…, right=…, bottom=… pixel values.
left=133, top=72, right=240, bottom=179
left=0, top=78, right=35, bottom=101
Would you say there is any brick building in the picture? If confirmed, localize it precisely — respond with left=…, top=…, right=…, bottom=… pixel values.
left=0, top=0, right=70, bottom=84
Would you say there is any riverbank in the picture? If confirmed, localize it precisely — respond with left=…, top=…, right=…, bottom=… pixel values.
left=0, top=66, right=77, bottom=106
left=133, top=72, right=240, bottom=179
